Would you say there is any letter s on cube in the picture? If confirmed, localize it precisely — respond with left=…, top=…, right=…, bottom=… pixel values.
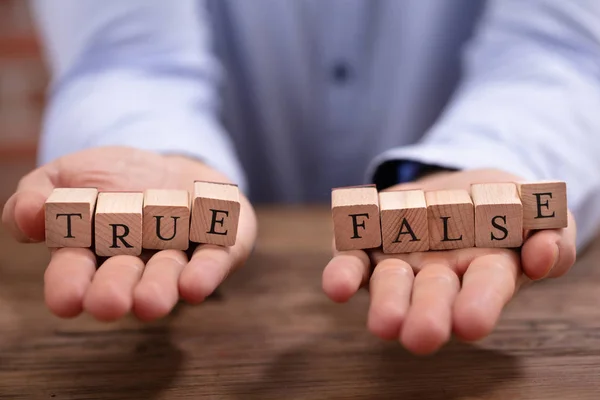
left=471, top=183, right=523, bottom=248
left=331, top=185, right=382, bottom=251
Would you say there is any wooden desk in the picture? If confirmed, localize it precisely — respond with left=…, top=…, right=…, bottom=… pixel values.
left=0, top=206, right=599, bottom=399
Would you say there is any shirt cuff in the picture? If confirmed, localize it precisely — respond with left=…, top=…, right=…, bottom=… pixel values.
left=367, top=141, right=539, bottom=187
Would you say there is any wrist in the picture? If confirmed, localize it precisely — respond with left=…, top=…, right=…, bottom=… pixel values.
left=413, top=164, right=457, bottom=181
left=397, top=161, right=457, bottom=183
left=163, top=154, right=234, bottom=185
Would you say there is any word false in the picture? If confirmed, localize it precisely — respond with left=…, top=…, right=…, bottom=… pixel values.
left=331, top=181, right=568, bottom=253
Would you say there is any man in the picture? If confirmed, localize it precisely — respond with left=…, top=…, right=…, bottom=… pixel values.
left=2, top=0, right=596, bottom=355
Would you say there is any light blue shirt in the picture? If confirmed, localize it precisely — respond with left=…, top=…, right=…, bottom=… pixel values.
left=31, top=0, right=600, bottom=248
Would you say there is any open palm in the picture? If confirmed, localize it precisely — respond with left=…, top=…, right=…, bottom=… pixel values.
left=2, top=146, right=257, bottom=321
left=323, top=169, right=576, bottom=354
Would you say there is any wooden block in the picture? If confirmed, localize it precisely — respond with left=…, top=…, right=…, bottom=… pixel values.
left=189, top=181, right=240, bottom=246
left=143, top=189, right=190, bottom=250
left=44, top=188, right=98, bottom=248
left=471, top=183, right=523, bottom=248
left=331, top=185, right=382, bottom=251
left=95, top=192, right=143, bottom=257
left=379, top=190, right=429, bottom=253
left=517, top=181, right=568, bottom=230
left=426, top=190, right=475, bottom=250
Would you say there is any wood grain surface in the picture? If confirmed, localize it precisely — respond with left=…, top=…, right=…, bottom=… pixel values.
left=0, top=205, right=599, bottom=399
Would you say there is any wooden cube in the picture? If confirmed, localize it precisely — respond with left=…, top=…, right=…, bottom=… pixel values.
left=426, top=190, right=475, bottom=250
left=517, top=181, right=568, bottom=230
left=95, top=192, right=143, bottom=257
left=190, top=181, right=240, bottom=246
left=331, top=185, right=382, bottom=251
left=143, top=189, right=190, bottom=250
left=471, top=183, right=523, bottom=248
left=379, top=190, right=429, bottom=254
left=44, top=188, right=98, bottom=248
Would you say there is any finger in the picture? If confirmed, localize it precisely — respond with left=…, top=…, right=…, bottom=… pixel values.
left=1, top=166, right=57, bottom=243
left=400, top=264, right=460, bottom=355
left=133, top=250, right=187, bottom=321
left=322, top=250, right=371, bottom=303
left=521, top=211, right=577, bottom=280
left=83, top=255, right=145, bottom=321
left=179, top=196, right=256, bottom=304
left=371, top=247, right=472, bottom=277
left=367, top=259, right=414, bottom=340
left=44, top=248, right=97, bottom=318
left=1, top=195, right=29, bottom=242
left=453, top=252, right=520, bottom=341
left=179, top=196, right=258, bottom=304
left=178, top=244, right=234, bottom=304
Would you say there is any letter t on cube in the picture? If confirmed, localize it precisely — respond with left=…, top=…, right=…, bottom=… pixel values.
left=331, top=185, right=382, bottom=251
left=45, top=188, right=98, bottom=248
left=190, top=181, right=240, bottom=247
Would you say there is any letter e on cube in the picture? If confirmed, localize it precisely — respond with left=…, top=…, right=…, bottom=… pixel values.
left=190, top=181, right=240, bottom=247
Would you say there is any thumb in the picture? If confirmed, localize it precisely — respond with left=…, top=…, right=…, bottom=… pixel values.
left=2, top=164, right=58, bottom=243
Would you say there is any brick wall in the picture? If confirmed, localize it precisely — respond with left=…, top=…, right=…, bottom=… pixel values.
left=0, top=0, right=46, bottom=156
left=0, top=0, right=45, bottom=203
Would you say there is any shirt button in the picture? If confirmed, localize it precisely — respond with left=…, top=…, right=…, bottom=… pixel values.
left=331, top=62, right=351, bottom=83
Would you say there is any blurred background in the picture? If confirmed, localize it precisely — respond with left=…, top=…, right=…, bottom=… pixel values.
left=0, top=0, right=46, bottom=205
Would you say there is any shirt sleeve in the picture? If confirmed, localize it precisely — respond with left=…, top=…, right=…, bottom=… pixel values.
left=367, top=0, right=600, bottom=249
left=30, top=0, right=247, bottom=191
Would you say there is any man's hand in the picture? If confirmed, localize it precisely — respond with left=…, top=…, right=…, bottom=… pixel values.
left=1, top=146, right=257, bottom=322
left=322, top=169, right=576, bottom=354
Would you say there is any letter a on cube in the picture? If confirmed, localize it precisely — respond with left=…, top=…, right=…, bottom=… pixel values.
left=45, top=188, right=98, bottom=248
left=190, top=181, right=240, bottom=247
left=379, top=190, right=429, bottom=253
left=331, top=185, right=382, bottom=251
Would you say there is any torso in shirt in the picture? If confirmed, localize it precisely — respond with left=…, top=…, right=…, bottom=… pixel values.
left=205, top=0, right=487, bottom=203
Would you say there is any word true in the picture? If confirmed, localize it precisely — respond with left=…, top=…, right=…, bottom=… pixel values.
left=44, top=181, right=240, bottom=257
left=331, top=181, right=568, bottom=253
